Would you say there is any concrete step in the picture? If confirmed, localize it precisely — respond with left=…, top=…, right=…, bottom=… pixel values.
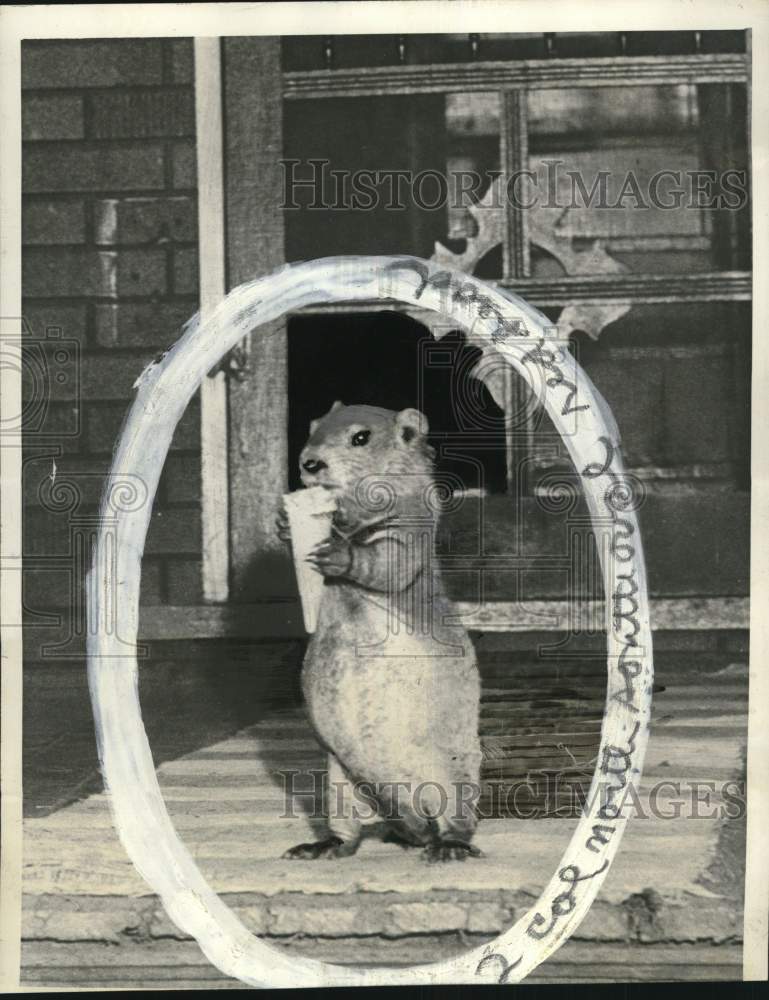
left=21, top=664, right=747, bottom=985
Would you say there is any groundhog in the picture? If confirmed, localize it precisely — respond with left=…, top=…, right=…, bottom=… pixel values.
left=276, top=402, right=482, bottom=863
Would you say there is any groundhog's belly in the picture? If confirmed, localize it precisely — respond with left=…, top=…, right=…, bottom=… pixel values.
left=302, top=582, right=481, bottom=785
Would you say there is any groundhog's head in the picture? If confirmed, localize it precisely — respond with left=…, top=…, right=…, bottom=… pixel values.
left=299, top=402, right=435, bottom=503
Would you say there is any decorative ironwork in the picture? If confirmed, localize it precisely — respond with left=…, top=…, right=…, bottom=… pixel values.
left=432, top=174, right=632, bottom=341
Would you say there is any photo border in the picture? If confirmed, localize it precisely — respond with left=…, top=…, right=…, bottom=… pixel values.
left=1, top=2, right=767, bottom=989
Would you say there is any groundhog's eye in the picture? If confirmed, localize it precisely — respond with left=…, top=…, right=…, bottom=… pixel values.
left=351, top=429, right=371, bottom=447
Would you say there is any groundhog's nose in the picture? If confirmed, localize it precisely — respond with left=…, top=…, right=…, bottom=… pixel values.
left=302, top=458, right=327, bottom=475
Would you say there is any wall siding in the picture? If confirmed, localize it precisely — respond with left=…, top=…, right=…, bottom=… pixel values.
left=21, top=39, right=203, bottom=654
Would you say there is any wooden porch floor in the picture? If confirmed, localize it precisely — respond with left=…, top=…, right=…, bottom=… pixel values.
left=21, top=647, right=747, bottom=986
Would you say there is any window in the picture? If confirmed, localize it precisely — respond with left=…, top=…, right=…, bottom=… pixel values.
left=280, top=32, right=750, bottom=498
left=217, top=32, right=751, bottom=607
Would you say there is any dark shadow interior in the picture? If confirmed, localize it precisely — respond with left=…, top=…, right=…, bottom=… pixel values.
left=287, top=310, right=508, bottom=493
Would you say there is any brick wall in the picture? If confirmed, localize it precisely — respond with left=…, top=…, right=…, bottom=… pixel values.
left=21, top=38, right=204, bottom=653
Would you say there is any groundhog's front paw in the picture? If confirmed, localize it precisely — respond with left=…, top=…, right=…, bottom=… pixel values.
left=282, top=836, right=358, bottom=860
left=275, top=506, right=291, bottom=544
left=306, top=537, right=353, bottom=578
left=422, top=841, right=484, bottom=864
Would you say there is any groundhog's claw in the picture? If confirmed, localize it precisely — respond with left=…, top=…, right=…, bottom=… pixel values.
left=422, top=841, right=484, bottom=864
left=282, top=836, right=359, bottom=860
left=306, top=537, right=353, bottom=578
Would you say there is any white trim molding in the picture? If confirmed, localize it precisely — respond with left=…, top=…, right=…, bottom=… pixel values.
left=194, top=37, right=229, bottom=602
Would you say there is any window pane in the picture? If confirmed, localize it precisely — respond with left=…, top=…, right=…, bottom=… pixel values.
left=525, top=84, right=749, bottom=275
left=283, top=95, right=449, bottom=261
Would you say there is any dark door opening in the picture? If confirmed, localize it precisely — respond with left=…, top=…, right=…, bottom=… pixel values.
left=287, top=310, right=508, bottom=494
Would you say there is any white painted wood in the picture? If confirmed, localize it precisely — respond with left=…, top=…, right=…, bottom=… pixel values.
left=194, top=37, right=229, bottom=603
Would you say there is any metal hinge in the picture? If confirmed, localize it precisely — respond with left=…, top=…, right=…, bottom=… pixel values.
left=209, top=332, right=253, bottom=381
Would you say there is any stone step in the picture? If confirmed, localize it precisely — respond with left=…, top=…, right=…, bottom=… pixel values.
left=22, top=875, right=741, bottom=949
left=21, top=665, right=747, bottom=986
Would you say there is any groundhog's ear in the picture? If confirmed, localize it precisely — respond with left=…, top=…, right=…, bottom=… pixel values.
left=395, top=408, right=429, bottom=444
left=310, top=400, right=344, bottom=434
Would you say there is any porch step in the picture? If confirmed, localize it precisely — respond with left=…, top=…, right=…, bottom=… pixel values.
left=21, top=661, right=747, bottom=985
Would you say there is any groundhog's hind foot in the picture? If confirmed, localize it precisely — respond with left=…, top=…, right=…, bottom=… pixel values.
left=282, top=835, right=359, bottom=860
left=422, top=840, right=484, bottom=864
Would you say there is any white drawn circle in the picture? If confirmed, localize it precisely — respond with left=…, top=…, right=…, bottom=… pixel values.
left=87, top=256, right=653, bottom=987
